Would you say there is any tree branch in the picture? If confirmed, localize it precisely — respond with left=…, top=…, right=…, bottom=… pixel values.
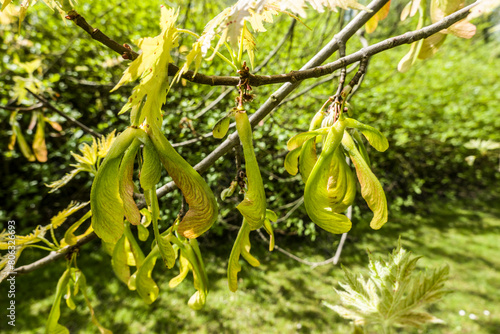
left=26, top=88, right=102, bottom=139
left=14, top=0, right=389, bottom=275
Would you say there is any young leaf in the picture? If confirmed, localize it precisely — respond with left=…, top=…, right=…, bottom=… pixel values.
left=284, top=146, right=302, bottom=175
left=342, top=132, right=388, bottom=230
left=169, top=251, right=190, bottom=288
left=91, top=127, right=139, bottom=243
left=136, top=247, right=160, bottom=304
left=304, top=121, right=352, bottom=234
left=146, top=123, right=218, bottom=239
left=112, top=7, right=179, bottom=128
left=345, top=118, right=389, bottom=152
left=235, top=110, right=266, bottom=230
left=63, top=210, right=92, bottom=246
left=139, top=138, right=162, bottom=191
left=119, top=140, right=141, bottom=225
left=51, top=201, right=89, bottom=229
left=46, top=269, right=71, bottom=334
left=287, top=127, right=329, bottom=151
left=111, top=234, right=131, bottom=285
left=33, top=112, right=47, bottom=162
left=228, top=219, right=252, bottom=292
left=147, top=188, right=176, bottom=269
left=212, top=116, right=231, bottom=139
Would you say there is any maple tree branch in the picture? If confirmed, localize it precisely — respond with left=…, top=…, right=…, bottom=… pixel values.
left=16, top=0, right=477, bottom=275
left=67, top=1, right=476, bottom=89
left=14, top=0, right=390, bottom=275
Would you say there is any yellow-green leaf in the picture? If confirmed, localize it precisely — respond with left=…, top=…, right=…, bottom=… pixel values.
left=287, top=127, right=329, bottom=151
left=33, top=113, right=47, bottom=162
left=304, top=121, right=352, bottom=234
left=46, top=269, right=71, bottom=334
left=63, top=210, right=92, bottom=246
left=112, top=7, right=179, bottom=128
left=342, top=132, right=388, bottom=230
left=111, top=234, right=131, bottom=285
left=91, top=127, right=139, bottom=243
left=284, top=146, right=301, bottom=175
left=147, top=187, right=176, bottom=269
left=345, top=118, right=389, bottom=152
left=169, top=251, right=190, bottom=288
left=136, top=247, right=160, bottom=304
left=235, top=111, right=266, bottom=230
left=139, top=139, right=162, bottom=191
left=119, top=140, right=141, bottom=225
left=146, top=123, right=218, bottom=239
left=212, top=116, right=230, bottom=139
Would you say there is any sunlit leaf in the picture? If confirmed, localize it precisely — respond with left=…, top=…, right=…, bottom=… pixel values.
left=284, top=146, right=301, bottom=175
left=91, top=128, right=139, bottom=243
left=112, top=234, right=131, bottom=285
left=62, top=211, right=92, bottom=246
left=147, top=188, right=176, bottom=269
left=365, top=0, right=391, bottom=33
left=345, top=118, right=389, bottom=152
left=51, top=201, right=89, bottom=229
left=342, top=132, right=388, bottom=230
left=140, top=140, right=162, bottom=191
left=169, top=250, right=190, bottom=288
left=46, top=269, right=71, bottom=334
left=146, top=123, right=218, bottom=238
left=119, top=140, right=141, bottom=225
left=112, top=7, right=179, bottom=128
left=287, top=127, right=329, bottom=151
left=235, top=111, right=266, bottom=230
left=212, top=116, right=231, bottom=139
left=136, top=247, right=160, bottom=304
left=9, top=112, right=35, bottom=161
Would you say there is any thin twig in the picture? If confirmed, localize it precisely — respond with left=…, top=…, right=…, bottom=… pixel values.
left=26, top=89, right=102, bottom=138
left=0, top=103, right=44, bottom=112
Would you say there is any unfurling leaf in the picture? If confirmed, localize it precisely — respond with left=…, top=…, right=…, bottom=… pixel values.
left=91, top=127, right=140, bottom=243
left=146, top=123, right=218, bottom=238
left=112, top=7, right=179, bottom=128
left=304, top=121, right=352, bottom=234
left=51, top=201, right=89, bottom=229
left=342, top=132, right=388, bottom=230
left=212, top=116, right=231, bottom=139
left=235, top=111, right=266, bottom=230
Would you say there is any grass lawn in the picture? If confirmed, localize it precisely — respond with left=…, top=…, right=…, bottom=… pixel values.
left=1, top=192, right=499, bottom=333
